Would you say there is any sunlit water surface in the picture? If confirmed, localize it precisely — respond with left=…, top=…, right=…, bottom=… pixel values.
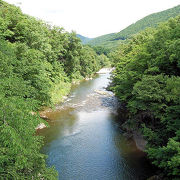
left=38, top=72, right=153, bottom=180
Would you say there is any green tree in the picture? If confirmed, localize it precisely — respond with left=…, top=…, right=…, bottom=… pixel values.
left=111, top=16, right=180, bottom=179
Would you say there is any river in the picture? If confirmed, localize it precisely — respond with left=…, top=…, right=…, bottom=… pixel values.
left=38, top=71, right=154, bottom=180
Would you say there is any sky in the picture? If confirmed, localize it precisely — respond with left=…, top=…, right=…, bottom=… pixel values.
left=5, top=0, right=180, bottom=38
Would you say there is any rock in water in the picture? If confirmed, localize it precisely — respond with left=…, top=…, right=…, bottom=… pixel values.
left=36, top=123, right=46, bottom=130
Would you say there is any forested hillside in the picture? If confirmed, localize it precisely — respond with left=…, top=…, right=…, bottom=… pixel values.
left=110, top=16, right=180, bottom=179
left=76, top=34, right=92, bottom=44
left=87, top=5, right=180, bottom=49
left=0, top=0, right=109, bottom=179
left=86, top=33, right=115, bottom=46
left=1, top=0, right=179, bottom=179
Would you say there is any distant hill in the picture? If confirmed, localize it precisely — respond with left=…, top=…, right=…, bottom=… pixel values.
left=87, top=5, right=180, bottom=48
left=86, top=33, right=115, bottom=46
left=76, top=34, right=93, bottom=44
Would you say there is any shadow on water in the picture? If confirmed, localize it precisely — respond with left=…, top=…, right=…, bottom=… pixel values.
left=38, top=72, right=155, bottom=180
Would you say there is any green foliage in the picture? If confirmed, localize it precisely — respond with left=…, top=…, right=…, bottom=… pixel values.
left=148, top=138, right=180, bottom=176
left=87, top=33, right=116, bottom=46
left=0, top=97, right=58, bottom=179
left=79, top=45, right=101, bottom=77
left=0, top=0, right=106, bottom=178
left=0, top=0, right=103, bottom=105
left=114, top=5, right=180, bottom=40
left=76, top=34, right=92, bottom=44
left=87, top=5, right=180, bottom=50
left=111, top=16, right=180, bottom=178
left=91, top=45, right=111, bottom=55
left=98, top=54, right=111, bottom=67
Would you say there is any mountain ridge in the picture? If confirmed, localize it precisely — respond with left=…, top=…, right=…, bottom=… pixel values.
left=76, top=34, right=93, bottom=44
left=86, top=5, right=180, bottom=49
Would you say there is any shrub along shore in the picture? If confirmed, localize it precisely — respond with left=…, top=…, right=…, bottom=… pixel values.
left=0, top=0, right=110, bottom=179
left=110, top=16, right=180, bottom=179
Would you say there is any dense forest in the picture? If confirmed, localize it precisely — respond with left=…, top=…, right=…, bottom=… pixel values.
left=87, top=5, right=180, bottom=50
left=86, top=32, right=123, bottom=50
left=1, top=0, right=180, bottom=179
left=110, top=16, right=180, bottom=179
left=76, top=34, right=92, bottom=44
left=0, top=0, right=110, bottom=179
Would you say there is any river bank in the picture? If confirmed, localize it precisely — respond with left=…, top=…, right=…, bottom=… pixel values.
left=37, top=67, right=147, bottom=153
left=38, top=71, right=155, bottom=180
left=36, top=68, right=113, bottom=130
left=122, top=130, right=147, bottom=152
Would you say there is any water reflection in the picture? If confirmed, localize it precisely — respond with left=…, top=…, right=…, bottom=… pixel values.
left=38, top=72, right=154, bottom=180
left=39, top=107, right=78, bottom=144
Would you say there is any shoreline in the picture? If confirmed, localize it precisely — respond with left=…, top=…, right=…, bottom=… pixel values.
left=36, top=68, right=113, bottom=130
left=96, top=67, right=114, bottom=74
left=133, top=131, right=147, bottom=152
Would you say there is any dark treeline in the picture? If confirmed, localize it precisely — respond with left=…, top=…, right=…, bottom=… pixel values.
left=0, top=0, right=110, bottom=179
left=110, top=16, right=180, bottom=179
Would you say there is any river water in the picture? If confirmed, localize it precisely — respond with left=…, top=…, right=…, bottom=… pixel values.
left=38, top=71, right=153, bottom=180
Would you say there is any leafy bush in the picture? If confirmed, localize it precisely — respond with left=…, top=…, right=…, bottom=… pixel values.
left=111, top=16, right=180, bottom=178
left=0, top=0, right=108, bottom=178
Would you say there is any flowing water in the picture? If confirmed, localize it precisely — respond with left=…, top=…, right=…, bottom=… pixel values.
left=38, top=71, right=154, bottom=180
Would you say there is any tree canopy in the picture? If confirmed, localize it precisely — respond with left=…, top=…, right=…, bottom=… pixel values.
left=110, top=16, right=180, bottom=179
left=0, top=0, right=110, bottom=178
left=87, top=5, right=180, bottom=50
